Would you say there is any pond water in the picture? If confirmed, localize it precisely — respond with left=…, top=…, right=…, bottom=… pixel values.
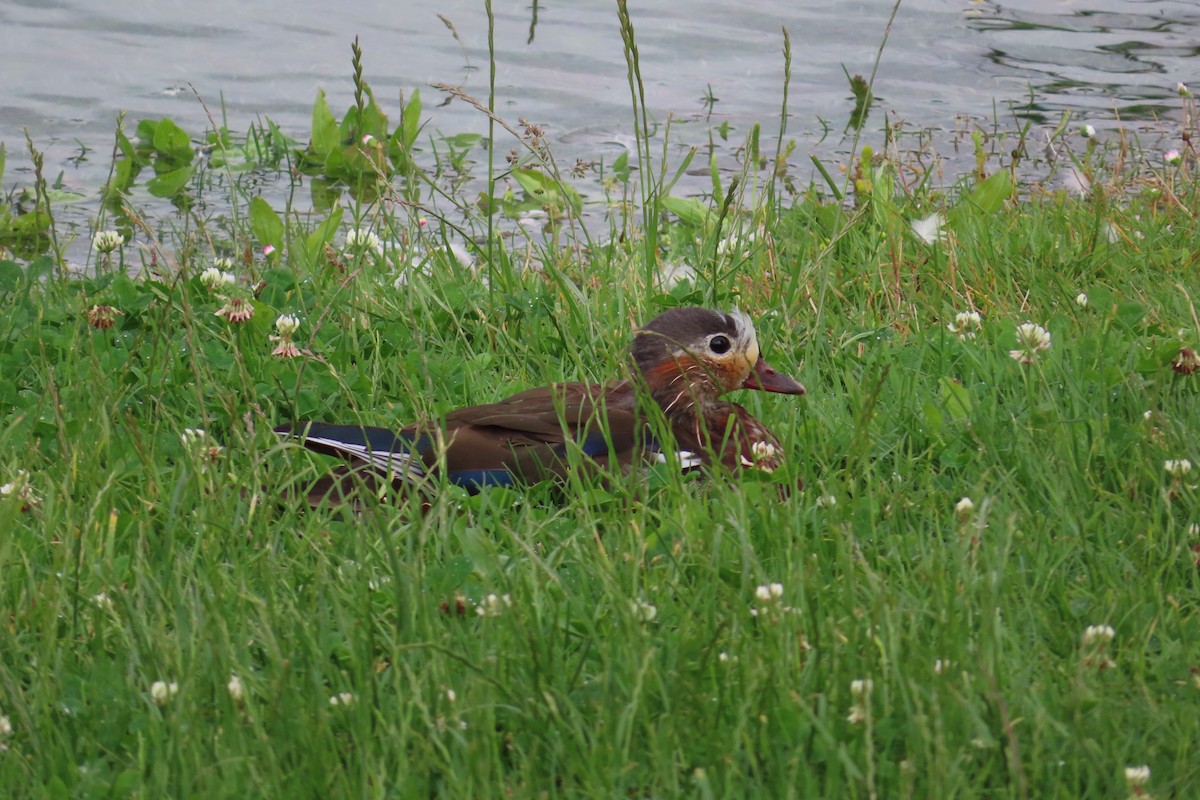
left=1, top=0, right=1196, bottom=253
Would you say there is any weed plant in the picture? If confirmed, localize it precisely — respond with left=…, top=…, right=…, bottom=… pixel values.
left=0, top=14, right=1199, bottom=800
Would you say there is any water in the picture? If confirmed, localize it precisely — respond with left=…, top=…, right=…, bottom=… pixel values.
left=1, top=0, right=1196, bottom=251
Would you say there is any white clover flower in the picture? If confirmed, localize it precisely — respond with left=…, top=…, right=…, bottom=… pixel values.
left=92, top=592, right=114, bottom=610
left=847, top=678, right=873, bottom=724
left=1009, top=322, right=1051, bottom=364
left=1124, top=764, right=1151, bottom=786
left=1082, top=624, right=1115, bottom=645
left=718, top=651, right=731, bottom=664
left=1178, top=82, right=1191, bottom=97
left=181, top=428, right=224, bottom=465
left=1188, top=523, right=1199, bottom=537
left=631, top=599, right=657, bottom=623
left=947, top=310, right=982, bottom=340
left=1165, top=149, right=1182, bottom=166
left=911, top=212, right=946, bottom=245
left=274, top=314, right=300, bottom=336
left=1080, top=124, right=1096, bottom=139
left=444, top=688, right=456, bottom=703
left=181, top=428, right=207, bottom=448
left=1075, top=292, right=1089, bottom=307
left=1164, top=459, right=1193, bottom=476
left=754, top=583, right=784, bottom=604
left=344, top=228, right=382, bottom=254
left=752, top=440, right=779, bottom=463
left=150, top=680, right=179, bottom=706
left=476, top=593, right=512, bottom=617
left=92, top=230, right=125, bottom=253
left=0, top=469, right=36, bottom=505
left=816, top=494, right=837, bottom=508
left=227, top=674, right=244, bottom=702
left=199, top=266, right=236, bottom=290
left=328, top=691, right=355, bottom=707
left=0, top=715, right=10, bottom=736
left=213, top=257, right=235, bottom=270
left=933, top=659, right=950, bottom=675
left=955, top=496, right=975, bottom=515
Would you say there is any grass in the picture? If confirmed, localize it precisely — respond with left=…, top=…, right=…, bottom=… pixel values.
left=1, top=23, right=1200, bottom=800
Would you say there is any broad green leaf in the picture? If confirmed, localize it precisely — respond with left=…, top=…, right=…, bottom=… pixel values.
left=512, top=168, right=581, bottom=213
left=660, top=195, right=712, bottom=227
left=949, top=169, right=1014, bottom=230
left=402, top=88, right=422, bottom=150
left=310, top=89, right=340, bottom=159
left=146, top=165, right=194, bottom=197
left=304, top=207, right=344, bottom=262
left=151, top=117, right=194, bottom=163
left=939, top=376, right=972, bottom=422
left=250, top=196, right=285, bottom=251
left=0, top=260, right=22, bottom=293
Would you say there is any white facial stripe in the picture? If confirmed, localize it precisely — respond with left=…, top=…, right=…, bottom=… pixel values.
left=727, top=309, right=760, bottom=363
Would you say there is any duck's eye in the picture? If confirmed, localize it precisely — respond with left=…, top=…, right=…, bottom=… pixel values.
left=709, top=335, right=731, bottom=354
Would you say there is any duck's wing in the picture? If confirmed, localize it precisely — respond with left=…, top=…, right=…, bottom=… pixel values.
left=276, top=382, right=646, bottom=493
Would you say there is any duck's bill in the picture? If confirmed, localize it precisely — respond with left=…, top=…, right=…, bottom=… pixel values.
left=742, top=357, right=806, bottom=395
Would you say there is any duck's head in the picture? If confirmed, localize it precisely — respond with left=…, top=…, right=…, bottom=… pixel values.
left=631, top=307, right=805, bottom=408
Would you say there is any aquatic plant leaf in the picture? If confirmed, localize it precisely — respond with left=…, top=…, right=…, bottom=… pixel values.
left=310, top=89, right=339, bottom=159
left=146, top=165, right=194, bottom=198
left=151, top=117, right=194, bottom=164
left=845, top=70, right=872, bottom=132
left=660, top=195, right=711, bottom=227
left=250, top=197, right=285, bottom=252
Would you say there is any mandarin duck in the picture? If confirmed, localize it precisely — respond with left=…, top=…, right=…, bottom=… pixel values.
left=275, top=307, right=804, bottom=502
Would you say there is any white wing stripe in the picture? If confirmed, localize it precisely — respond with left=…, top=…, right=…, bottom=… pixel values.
left=653, top=449, right=705, bottom=469
left=304, top=436, right=426, bottom=481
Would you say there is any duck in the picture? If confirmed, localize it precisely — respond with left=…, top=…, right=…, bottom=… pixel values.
left=275, top=306, right=804, bottom=502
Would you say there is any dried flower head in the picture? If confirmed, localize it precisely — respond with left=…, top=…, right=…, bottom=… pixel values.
left=86, top=304, right=123, bottom=330
left=215, top=297, right=254, bottom=324
left=92, top=230, right=125, bottom=253
left=1172, top=347, right=1200, bottom=375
